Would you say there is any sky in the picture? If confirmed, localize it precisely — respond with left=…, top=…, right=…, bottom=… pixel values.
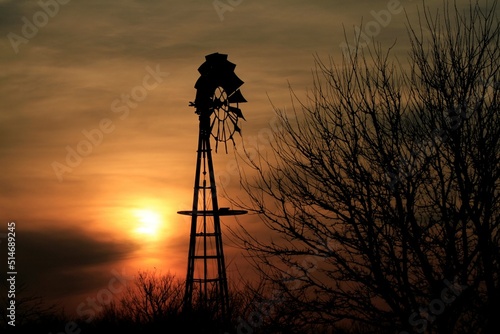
left=0, top=0, right=479, bottom=317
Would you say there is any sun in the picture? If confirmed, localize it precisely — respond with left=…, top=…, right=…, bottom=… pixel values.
left=133, top=209, right=162, bottom=238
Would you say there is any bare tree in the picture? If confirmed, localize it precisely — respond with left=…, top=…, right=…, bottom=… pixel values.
left=116, top=270, right=183, bottom=324
left=0, top=281, right=59, bottom=331
left=232, top=1, right=499, bottom=333
left=92, top=270, right=255, bottom=333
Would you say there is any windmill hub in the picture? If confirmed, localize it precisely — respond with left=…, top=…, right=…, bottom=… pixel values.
left=212, top=90, right=227, bottom=111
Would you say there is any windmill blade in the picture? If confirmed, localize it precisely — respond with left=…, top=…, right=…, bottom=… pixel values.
left=219, top=73, right=243, bottom=95
left=202, top=53, right=242, bottom=94
left=198, top=53, right=233, bottom=74
left=234, top=123, right=241, bottom=134
left=228, top=89, right=247, bottom=103
left=228, top=106, right=245, bottom=120
left=193, top=52, right=247, bottom=117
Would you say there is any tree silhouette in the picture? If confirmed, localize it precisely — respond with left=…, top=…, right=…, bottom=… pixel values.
left=86, top=270, right=251, bottom=333
left=0, top=281, right=60, bottom=332
left=117, top=270, right=183, bottom=324
left=232, top=1, right=499, bottom=333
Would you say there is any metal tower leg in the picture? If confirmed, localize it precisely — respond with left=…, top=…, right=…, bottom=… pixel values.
left=181, top=114, right=230, bottom=319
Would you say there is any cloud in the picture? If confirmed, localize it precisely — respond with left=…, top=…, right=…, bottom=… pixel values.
left=0, top=1, right=28, bottom=29
left=0, top=226, right=139, bottom=298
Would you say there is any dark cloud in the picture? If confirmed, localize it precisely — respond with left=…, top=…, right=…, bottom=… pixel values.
left=21, top=228, right=135, bottom=269
left=0, top=1, right=30, bottom=29
left=0, top=225, right=138, bottom=298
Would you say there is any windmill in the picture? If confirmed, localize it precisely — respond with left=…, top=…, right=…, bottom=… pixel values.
left=177, top=53, right=247, bottom=320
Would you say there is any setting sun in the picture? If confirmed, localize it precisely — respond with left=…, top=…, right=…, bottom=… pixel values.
left=133, top=209, right=162, bottom=237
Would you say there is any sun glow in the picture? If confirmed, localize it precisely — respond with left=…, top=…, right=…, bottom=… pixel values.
left=133, top=209, right=162, bottom=238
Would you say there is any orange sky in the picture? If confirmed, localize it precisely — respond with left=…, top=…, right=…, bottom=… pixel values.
left=0, top=0, right=468, bottom=315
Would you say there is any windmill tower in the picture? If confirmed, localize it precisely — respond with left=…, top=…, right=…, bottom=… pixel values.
left=177, top=53, right=247, bottom=320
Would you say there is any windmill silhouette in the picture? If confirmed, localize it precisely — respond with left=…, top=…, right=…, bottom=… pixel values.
left=177, top=53, right=247, bottom=320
